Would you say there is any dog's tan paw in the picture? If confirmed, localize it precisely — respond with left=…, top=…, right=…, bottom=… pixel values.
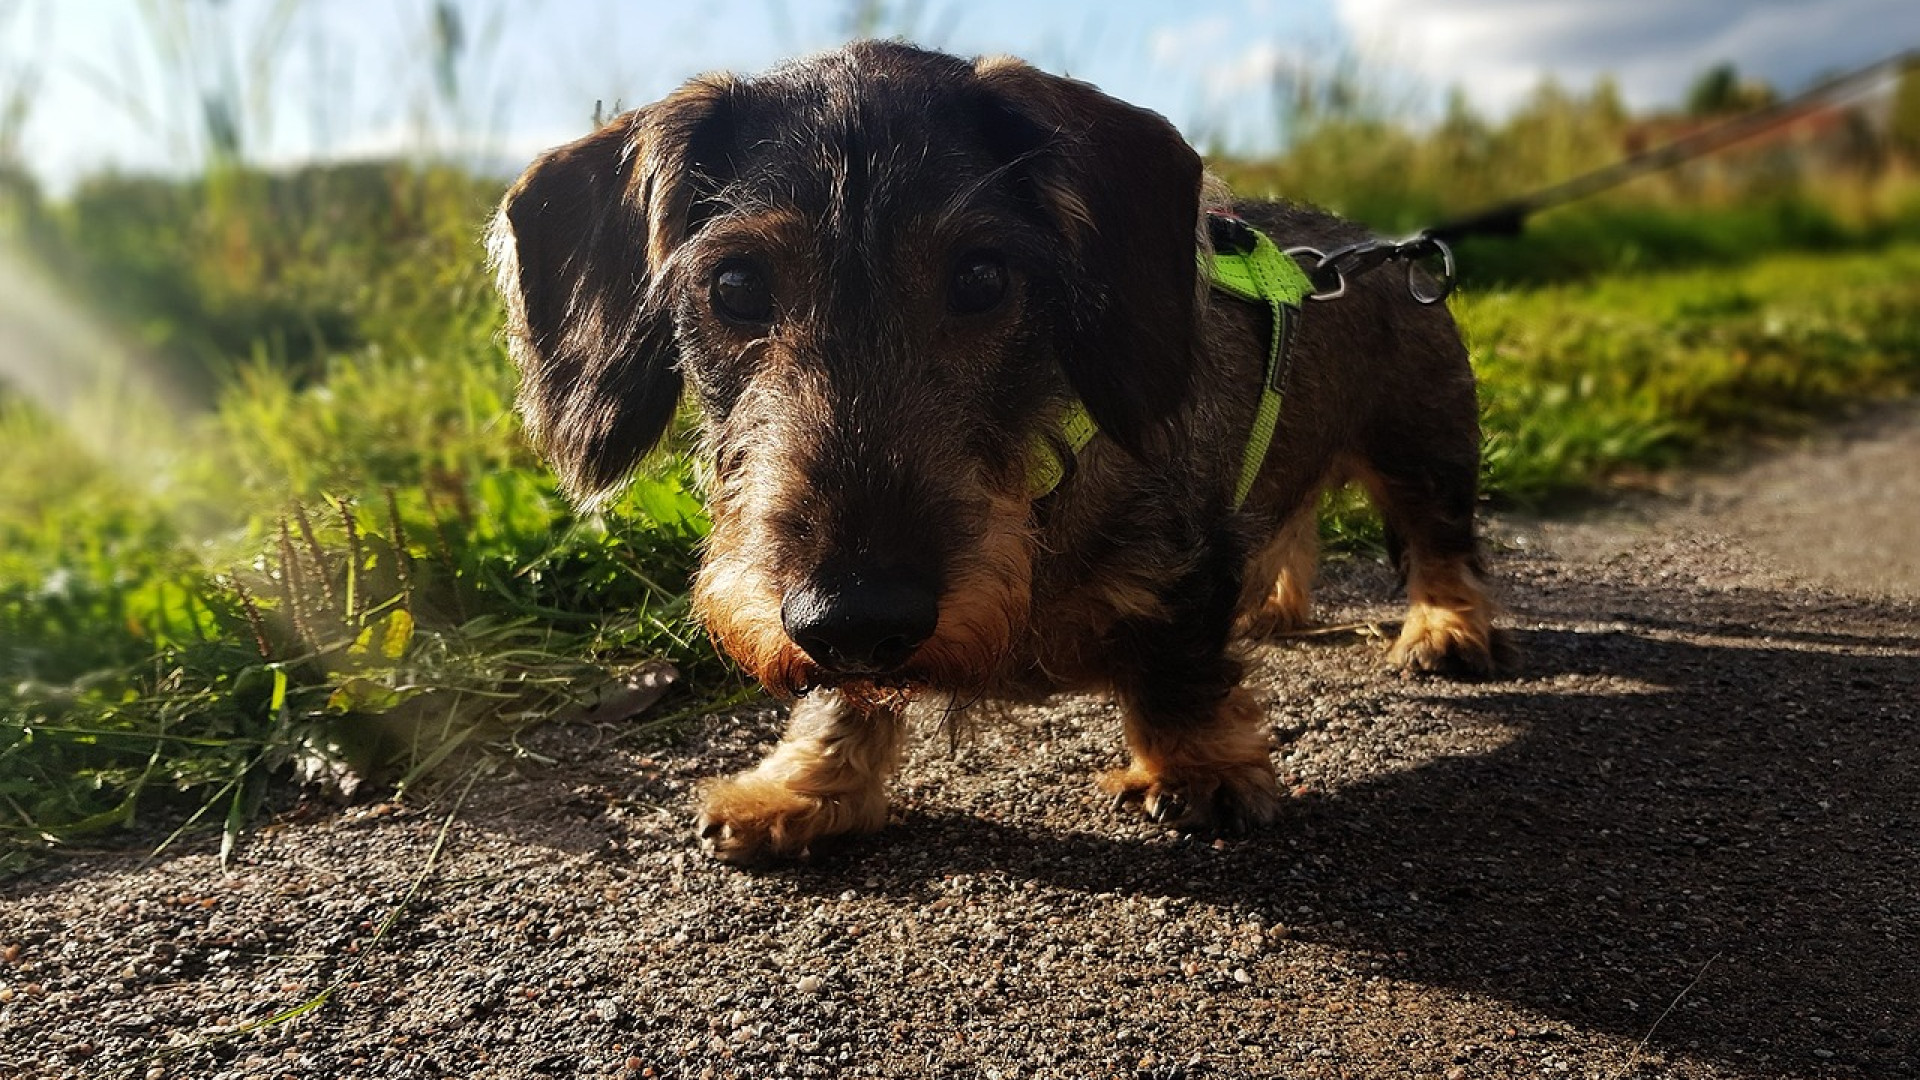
left=1389, top=553, right=1510, bottom=679
left=696, top=772, right=886, bottom=864
left=1389, top=604, right=1499, bottom=679
left=1099, top=759, right=1280, bottom=835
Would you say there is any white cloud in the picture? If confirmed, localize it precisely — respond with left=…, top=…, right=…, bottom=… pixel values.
left=1333, top=0, right=1920, bottom=116
left=1150, top=14, right=1313, bottom=105
left=1207, top=40, right=1291, bottom=98
left=1148, top=15, right=1233, bottom=69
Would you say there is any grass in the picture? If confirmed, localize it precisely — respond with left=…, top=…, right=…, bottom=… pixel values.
left=4, top=103, right=1920, bottom=871
left=0, top=434, right=731, bottom=866
left=1470, top=242, right=1920, bottom=503
left=0, top=166, right=745, bottom=871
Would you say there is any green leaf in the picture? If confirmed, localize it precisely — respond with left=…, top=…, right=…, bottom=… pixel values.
left=347, top=609, right=414, bottom=661
left=325, top=677, right=402, bottom=715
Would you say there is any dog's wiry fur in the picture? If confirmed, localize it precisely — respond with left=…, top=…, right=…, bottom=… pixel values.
left=491, top=41, right=1504, bottom=863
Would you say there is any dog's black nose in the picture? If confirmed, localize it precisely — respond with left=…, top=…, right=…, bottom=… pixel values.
left=782, top=571, right=939, bottom=675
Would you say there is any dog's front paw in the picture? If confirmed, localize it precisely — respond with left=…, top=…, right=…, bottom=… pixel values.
left=1099, top=759, right=1280, bottom=835
left=696, top=772, right=887, bottom=864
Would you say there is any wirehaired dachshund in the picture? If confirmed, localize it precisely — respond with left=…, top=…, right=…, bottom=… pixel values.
left=491, top=40, right=1502, bottom=863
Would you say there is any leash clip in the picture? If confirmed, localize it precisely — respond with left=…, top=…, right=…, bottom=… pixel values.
left=1286, top=234, right=1455, bottom=306
left=1283, top=246, right=1344, bottom=301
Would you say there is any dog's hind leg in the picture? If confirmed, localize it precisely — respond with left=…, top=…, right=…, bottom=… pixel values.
left=1233, top=500, right=1320, bottom=638
left=697, top=691, right=905, bottom=863
left=1355, top=448, right=1502, bottom=679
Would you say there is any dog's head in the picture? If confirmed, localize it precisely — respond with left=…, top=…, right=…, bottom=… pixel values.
left=491, top=41, right=1202, bottom=697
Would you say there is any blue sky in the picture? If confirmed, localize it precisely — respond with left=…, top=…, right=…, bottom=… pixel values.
left=4, top=0, right=1916, bottom=192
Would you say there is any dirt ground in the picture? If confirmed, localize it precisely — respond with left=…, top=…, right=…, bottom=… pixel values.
left=4, top=406, right=1917, bottom=1080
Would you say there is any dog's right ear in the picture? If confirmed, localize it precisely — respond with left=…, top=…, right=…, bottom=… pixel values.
left=489, top=79, right=733, bottom=503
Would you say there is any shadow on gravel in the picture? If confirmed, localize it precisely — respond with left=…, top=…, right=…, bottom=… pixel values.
left=786, top=584, right=1920, bottom=1076
left=10, top=561, right=1913, bottom=1077
left=1284, top=626, right=1919, bottom=1075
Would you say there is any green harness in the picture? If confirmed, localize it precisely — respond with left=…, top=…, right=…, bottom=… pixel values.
left=1025, top=217, right=1315, bottom=508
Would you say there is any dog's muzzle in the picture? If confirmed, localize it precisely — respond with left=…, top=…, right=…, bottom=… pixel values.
left=780, top=569, right=939, bottom=679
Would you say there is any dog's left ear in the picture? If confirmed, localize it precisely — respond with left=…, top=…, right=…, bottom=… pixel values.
left=971, top=57, right=1203, bottom=456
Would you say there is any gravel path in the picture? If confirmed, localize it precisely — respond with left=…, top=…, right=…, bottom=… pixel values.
left=4, top=408, right=1917, bottom=1080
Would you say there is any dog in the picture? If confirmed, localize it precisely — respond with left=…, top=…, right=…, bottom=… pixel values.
left=490, top=41, right=1501, bottom=863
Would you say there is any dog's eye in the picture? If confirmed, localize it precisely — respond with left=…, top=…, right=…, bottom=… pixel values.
left=711, top=260, right=774, bottom=324
left=948, top=252, right=1008, bottom=315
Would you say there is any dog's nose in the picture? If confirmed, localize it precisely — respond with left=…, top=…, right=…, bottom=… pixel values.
left=781, top=571, right=939, bottom=675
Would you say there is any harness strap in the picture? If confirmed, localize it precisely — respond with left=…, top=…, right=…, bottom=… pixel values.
left=1023, top=398, right=1098, bottom=498
left=1024, top=215, right=1313, bottom=507
left=1205, top=214, right=1314, bottom=507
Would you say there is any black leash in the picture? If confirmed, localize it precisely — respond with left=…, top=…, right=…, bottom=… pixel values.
left=1293, top=49, right=1918, bottom=305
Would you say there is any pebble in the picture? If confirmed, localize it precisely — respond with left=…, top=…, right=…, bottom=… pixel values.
left=795, top=975, right=824, bottom=994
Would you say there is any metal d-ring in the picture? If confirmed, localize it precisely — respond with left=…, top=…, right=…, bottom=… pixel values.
left=1284, top=246, right=1345, bottom=301
left=1406, top=236, right=1456, bottom=306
